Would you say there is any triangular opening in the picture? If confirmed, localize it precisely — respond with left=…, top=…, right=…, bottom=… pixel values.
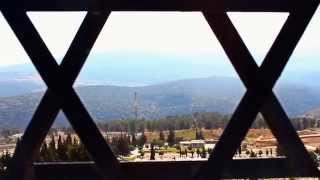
left=227, top=12, right=288, bottom=66
left=234, top=113, right=285, bottom=159
left=77, top=12, right=241, bottom=86
left=0, top=12, right=31, bottom=67
left=0, top=13, right=46, bottom=130
left=36, top=112, right=92, bottom=162
left=27, top=12, right=87, bottom=64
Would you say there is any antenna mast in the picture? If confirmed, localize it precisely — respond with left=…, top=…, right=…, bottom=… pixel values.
left=133, top=92, right=139, bottom=120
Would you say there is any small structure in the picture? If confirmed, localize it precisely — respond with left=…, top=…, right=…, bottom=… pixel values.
left=204, top=143, right=215, bottom=150
left=190, top=140, right=205, bottom=148
left=9, top=133, right=23, bottom=141
left=0, top=144, right=16, bottom=155
left=205, top=139, right=218, bottom=144
left=180, top=140, right=206, bottom=149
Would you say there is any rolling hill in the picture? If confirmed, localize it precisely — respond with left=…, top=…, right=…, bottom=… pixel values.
left=0, top=76, right=320, bottom=128
left=304, top=108, right=320, bottom=119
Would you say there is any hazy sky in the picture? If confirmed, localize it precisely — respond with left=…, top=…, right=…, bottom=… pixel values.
left=0, top=9, right=319, bottom=68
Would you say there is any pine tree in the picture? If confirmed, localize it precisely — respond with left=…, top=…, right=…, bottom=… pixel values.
left=150, top=144, right=156, bottom=160
left=48, top=134, right=57, bottom=161
left=72, top=137, right=78, bottom=146
left=65, top=133, right=72, bottom=146
left=118, top=134, right=130, bottom=156
left=201, top=147, right=207, bottom=158
left=196, top=148, right=201, bottom=157
left=111, top=136, right=120, bottom=156
left=195, top=128, right=205, bottom=140
left=39, top=143, right=49, bottom=161
left=131, top=133, right=137, bottom=146
left=0, top=151, right=11, bottom=174
left=138, top=132, right=147, bottom=148
left=250, top=150, right=256, bottom=157
left=199, top=130, right=204, bottom=140
left=167, top=129, right=175, bottom=146
left=68, top=145, right=78, bottom=161
left=65, top=134, right=74, bottom=161
left=57, top=135, right=68, bottom=161
left=159, top=130, right=165, bottom=141
left=78, top=142, right=90, bottom=161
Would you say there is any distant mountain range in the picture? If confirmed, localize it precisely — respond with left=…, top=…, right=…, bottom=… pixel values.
left=0, top=53, right=320, bottom=128
left=0, top=76, right=320, bottom=128
left=304, top=108, right=320, bottom=120
left=0, top=53, right=235, bottom=97
left=1, top=52, right=319, bottom=97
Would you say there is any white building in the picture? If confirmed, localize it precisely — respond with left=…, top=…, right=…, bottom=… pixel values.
left=180, top=139, right=217, bottom=150
left=180, top=140, right=205, bottom=149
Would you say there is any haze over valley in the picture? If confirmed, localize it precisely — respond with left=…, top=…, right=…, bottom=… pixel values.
left=0, top=57, right=320, bottom=128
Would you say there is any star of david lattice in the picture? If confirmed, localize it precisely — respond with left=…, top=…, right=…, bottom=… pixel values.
left=0, top=0, right=319, bottom=179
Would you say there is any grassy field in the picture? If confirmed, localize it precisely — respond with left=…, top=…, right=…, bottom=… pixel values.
left=144, top=128, right=223, bottom=142
left=144, top=128, right=274, bottom=143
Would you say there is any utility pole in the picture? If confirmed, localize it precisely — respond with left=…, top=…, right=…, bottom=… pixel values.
left=133, top=92, right=139, bottom=120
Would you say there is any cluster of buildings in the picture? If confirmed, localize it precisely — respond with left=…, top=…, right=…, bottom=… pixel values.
left=0, top=133, right=22, bottom=155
